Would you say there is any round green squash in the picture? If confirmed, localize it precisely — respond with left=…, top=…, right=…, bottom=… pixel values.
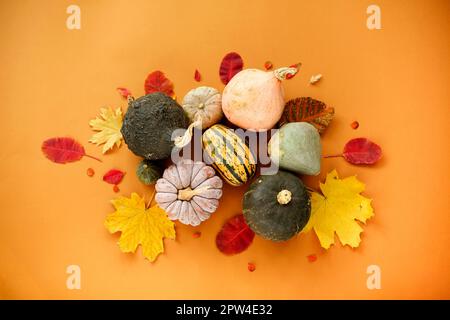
left=268, top=122, right=321, bottom=175
left=121, top=93, right=189, bottom=160
left=136, top=159, right=162, bottom=185
left=243, top=170, right=311, bottom=241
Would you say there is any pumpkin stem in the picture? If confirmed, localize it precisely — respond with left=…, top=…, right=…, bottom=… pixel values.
left=146, top=188, right=157, bottom=209
left=277, top=189, right=292, bottom=205
left=305, top=186, right=318, bottom=194
left=174, top=116, right=202, bottom=148
left=274, top=66, right=300, bottom=81
left=178, top=187, right=195, bottom=201
left=178, top=186, right=210, bottom=201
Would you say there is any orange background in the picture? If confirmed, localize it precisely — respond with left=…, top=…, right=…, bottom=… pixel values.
left=1, top=0, right=449, bottom=299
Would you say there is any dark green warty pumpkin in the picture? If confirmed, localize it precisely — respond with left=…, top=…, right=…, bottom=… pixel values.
left=121, top=93, right=189, bottom=160
left=243, top=170, right=311, bottom=241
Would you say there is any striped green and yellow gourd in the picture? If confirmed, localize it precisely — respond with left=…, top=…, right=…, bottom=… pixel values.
left=202, top=124, right=256, bottom=186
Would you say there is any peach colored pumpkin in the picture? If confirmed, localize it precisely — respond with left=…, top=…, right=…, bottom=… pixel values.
left=222, top=66, right=298, bottom=130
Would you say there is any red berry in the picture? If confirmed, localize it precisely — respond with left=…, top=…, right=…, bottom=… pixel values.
left=264, top=61, right=273, bottom=70
left=351, top=121, right=359, bottom=129
left=113, top=185, right=120, bottom=193
left=247, top=262, right=256, bottom=272
left=192, top=231, right=201, bottom=239
left=86, top=168, right=95, bottom=177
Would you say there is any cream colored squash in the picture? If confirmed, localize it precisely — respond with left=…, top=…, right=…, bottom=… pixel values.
left=182, top=86, right=222, bottom=129
left=174, top=86, right=223, bottom=148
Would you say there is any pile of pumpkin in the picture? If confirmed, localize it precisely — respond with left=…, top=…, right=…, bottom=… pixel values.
left=122, top=64, right=329, bottom=242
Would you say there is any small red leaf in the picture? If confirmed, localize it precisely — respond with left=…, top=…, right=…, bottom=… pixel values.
left=194, top=69, right=201, bottom=82
left=116, top=87, right=132, bottom=98
left=144, top=71, right=174, bottom=97
left=307, top=254, right=317, bottom=262
left=343, top=138, right=382, bottom=165
left=247, top=262, right=256, bottom=272
left=42, top=137, right=101, bottom=164
left=216, top=214, right=255, bottom=255
left=219, top=52, right=243, bottom=85
left=264, top=61, right=273, bottom=70
left=103, top=169, right=125, bottom=185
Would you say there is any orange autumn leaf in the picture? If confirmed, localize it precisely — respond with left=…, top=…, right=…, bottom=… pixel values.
left=279, top=97, right=334, bottom=134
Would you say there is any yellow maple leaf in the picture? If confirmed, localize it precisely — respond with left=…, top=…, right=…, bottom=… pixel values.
left=303, top=170, right=374, bottom=249
left=104, top=193, right=176, bottom=262
left=89, top=107, right=123, bottom=154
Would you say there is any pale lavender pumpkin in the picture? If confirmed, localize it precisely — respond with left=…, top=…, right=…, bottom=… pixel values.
left=155, top=159, right=223, bottom=226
